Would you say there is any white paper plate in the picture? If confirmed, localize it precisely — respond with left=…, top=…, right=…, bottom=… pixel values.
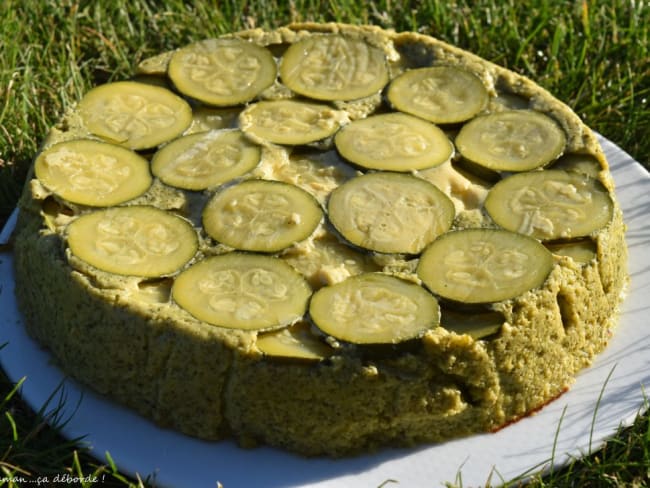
left=1, top=135, right=649, bottom=488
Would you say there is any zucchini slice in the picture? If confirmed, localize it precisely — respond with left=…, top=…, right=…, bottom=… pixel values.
left=327, top=172, right=455, bottom=254
left=151, top=130, right=261, bottom=191
left=67, top=206, right=198, bottom=277
left=546, top=240, right=597, bottom=264
left=455, top=110, right=566, bottom=172
left=279, top=34, right=389, bottom=101
left=257, top=321, right=333, bottom=361
left=551, top=153, right=602, bottom=179
left=309, top=273, right=440, bottom=345
left=417, top=228, right=554, bottom=304
left=168, top=38, right=277, bottom=106
left=239, top=99, right=345, bottom=145
left=203, top=179, right=323, bottom=252
left=172, top=253, right=312, bottom=331
left=136, top=51, right=173, bottom=76
left=34, top=139, right=152, bottom=207
left=484, top=169, right=614, bottom=240
left=387, top=66, right=489, bottom=124
left=77, top=81, right=193, bottom=150
left=334, top=112, right=453, bottom=172
left=187, top=106, right=241, bottom=134
left=440, top=309, right=504, bottom=340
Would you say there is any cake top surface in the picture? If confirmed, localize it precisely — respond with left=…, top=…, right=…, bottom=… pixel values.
left=25, top=22, right=618, bottom=357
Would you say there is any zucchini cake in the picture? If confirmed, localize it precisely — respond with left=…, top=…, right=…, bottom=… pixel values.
left=12, top=23, right=628, bottom=456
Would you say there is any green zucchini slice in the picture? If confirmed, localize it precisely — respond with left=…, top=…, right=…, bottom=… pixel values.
left=546, top=240, right=597, bottom=264
left=257, top=321, right=333, bottom=361
left=387, top=66, right=489, bottom=124
left=187, top=106, right=241, bottom=134
left=136, top=51, right=173, bottom=76
left=455, top=110, right=566, bottom=172
left=151, top=130, right=261, bottom=191
left=239, top=99, right=345, bottom=145
left=334, top=112, right=453, bottom=172
left=327, top=172, right=455, bottom=254
left=440, top=309, right=504, bottom=340
left=279, top=34, right=389, bottom=101
left=34, top=139, right=152, bottom=207
left=77, top=81, right=193, bottom=150
left=172, top=253, right=312, bottom=331
left=417, top=228, right=554, bottom=304
left=202, top=179, right=323, bottom=252
left=168, top=38, right=277, bottom=106
left=67, top=206, right=198, bottom=277
left=484, top=169, right=614, bottom=240
left=309, top=273, right=440, bottom=345
left=551, top=153, right=602, bottom=179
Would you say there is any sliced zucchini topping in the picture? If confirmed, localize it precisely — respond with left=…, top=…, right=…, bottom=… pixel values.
left=551, top=153, right=602, bottom=179
left=417, top=228, right=554, bottom=304
left=172, top=253, right=312, bottom=331
left=239, top=99, right=345, bottom=145
left=77, top=81, right=193, bottom=150
left=151, top=130, right=261, bottom=191
left=257, top=321, right=333, bottom=361
left=168, top=38, right=277, bottom=106
left=34, top=139, right=152, bottom=207
left=484, top=169, right=614, bottom=240
left=334, top=112, right=453, bottom=172
left=46, top=33, right=618, bottom=362
left=136, top=51, right=173, bottom=76
left=187, top=106, right=241, bottom=134
left=309, top=273, right=440, bottom=345
left=328, top=172, right=455, bottom=254
left=279, top=34, right=389, bottom=101
left=67, top=206, right=198, bottom=277
left=202, top=179, right=323, bottom=252
left=546, top=240, right=597, bottom=264
left=455, top=110, right=566, bottom=172
left=440, top=309, right=504, bottom=340
left=387, top=66, right=489, bottom=124
left=453, top=156, right=502, bottom=184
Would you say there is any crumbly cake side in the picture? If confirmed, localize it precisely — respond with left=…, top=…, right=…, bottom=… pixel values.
left=12, top=22, right=628, bottom=456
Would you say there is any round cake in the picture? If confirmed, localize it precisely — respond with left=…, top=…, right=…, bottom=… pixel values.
left=13, top=22, right=628, bottom=456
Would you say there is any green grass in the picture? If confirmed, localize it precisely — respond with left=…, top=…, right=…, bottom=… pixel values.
left=1, top=0, right=649, bottom=486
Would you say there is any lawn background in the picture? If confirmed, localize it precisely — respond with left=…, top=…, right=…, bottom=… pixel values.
left=1, top=0, right=649, bottom=486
